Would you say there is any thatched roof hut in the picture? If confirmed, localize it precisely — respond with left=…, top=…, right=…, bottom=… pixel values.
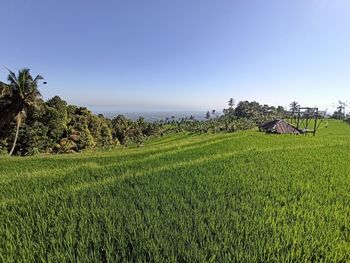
left=260, top=120, right=301, bottom=134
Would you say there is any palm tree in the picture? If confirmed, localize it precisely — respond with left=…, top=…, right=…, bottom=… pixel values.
left=289, top=101, right=300, bottom=115
left=4, top=68, right=44, bottom=156
left=228, top=98, right=235, bottom=108
left=205, top=111, right=211, bottom=120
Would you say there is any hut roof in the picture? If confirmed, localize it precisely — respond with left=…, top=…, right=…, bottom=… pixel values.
left=260, top=119, right=301, bottom=134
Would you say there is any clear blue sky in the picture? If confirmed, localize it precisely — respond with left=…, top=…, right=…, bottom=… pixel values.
left=1, top=0, right=349, bottom=112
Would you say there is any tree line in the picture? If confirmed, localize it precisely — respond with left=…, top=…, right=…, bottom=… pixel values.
left=0, top=69, right=165, bottom=155
left=3, top=68, right=345, bottom=156
left=332, top=101, right=349, bottom=120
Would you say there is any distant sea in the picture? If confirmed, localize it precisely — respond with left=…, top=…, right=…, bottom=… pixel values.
left=99, top=111, right=208, bottom=122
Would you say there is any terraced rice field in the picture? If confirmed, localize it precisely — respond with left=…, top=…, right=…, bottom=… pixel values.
left=1, top=120, right=349, bottom=262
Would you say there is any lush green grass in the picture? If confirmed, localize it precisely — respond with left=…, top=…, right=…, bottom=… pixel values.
left=1, top=120, right=349, bottom=262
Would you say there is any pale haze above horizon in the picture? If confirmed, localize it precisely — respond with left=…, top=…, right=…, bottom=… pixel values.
left=1, top=0, right=350, bottom=113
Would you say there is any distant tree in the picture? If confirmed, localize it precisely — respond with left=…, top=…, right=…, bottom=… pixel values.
left=136, top=116, right=148, bottom=137
left=339, top=101, right=347, bottom=119
left=205, top=111, right=211, bottom=120
left=289, top=101, right=300, bottom=116
left=170, top=116, right=176, bottom=124
left=228, top=98, right=235, bottom=108
left=3, top=68, right=44, bottom=155
left=276, top=106, right=285, bottom=116
left=261, top=104, right=270, bottom=117
left=333, top=101, right=347, bottom=120
left=111, top=115, right=134, bottom=145
left=137, top=116, right=145, bottom=129
left=223, top=98, right=237, bottom=121
left=234, top=101, right=261, bottom=120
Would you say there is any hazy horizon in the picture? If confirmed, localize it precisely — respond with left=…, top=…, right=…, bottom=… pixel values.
left=1, top=0, right=349, bottom=113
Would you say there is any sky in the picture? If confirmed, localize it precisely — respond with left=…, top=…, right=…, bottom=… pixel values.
left=1, top=0, right=350, bottom=113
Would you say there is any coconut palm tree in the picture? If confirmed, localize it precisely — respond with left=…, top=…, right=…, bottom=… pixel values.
left=4, top=68, right=44, bottom=156
left=289, top=101, right=300, bottom=116
left=228, top=98, right=235, bottom=108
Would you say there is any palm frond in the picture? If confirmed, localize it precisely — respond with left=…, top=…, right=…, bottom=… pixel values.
left=5, top=67, right=20, bottom=87
left=3, top=68, right=43, bottom=112
left=32, top=74, right=44, bottom=83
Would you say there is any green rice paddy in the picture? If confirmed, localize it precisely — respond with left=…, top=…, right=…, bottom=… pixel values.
left=1, top=120, right=349, bottom=262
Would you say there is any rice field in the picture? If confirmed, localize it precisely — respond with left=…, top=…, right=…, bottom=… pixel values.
left=1, top=120, right=350, bottom=262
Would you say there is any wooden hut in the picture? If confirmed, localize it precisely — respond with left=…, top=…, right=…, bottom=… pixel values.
left=260, top=119, right=301, bottom=134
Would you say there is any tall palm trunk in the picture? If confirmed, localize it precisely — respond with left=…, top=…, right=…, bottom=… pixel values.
left=9, top=114, right=22, bottom=156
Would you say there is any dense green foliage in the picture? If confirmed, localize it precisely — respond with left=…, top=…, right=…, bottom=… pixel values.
left=1, top=69, right=287, bottom=156
left=0, top=69, right=166, bottom=155
left=0, top=93, right=118, bottom=155
left=332, top=101, right=348, bottom=120
left=154, top=99, right=286, bottom=135
left=1, top=120, right=349, bottom=262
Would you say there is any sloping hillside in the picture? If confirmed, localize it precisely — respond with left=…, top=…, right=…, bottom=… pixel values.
left=1, top=120, right=349, bottom=262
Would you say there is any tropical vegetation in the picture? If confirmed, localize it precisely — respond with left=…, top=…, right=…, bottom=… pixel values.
left=1, top=68, right=290, bottom=156
left=1, top=68, right=348, bottom=157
